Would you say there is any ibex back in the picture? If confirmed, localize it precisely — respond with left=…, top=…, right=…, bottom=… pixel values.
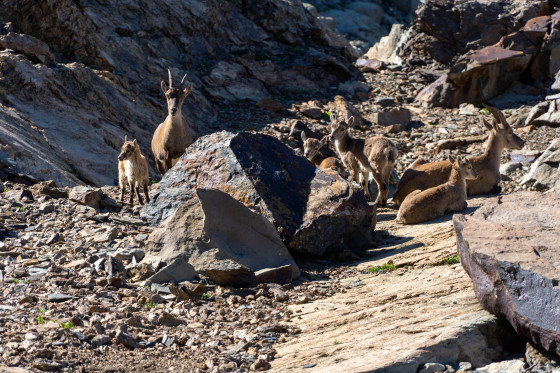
left=151, top=69, right=197, bottom=176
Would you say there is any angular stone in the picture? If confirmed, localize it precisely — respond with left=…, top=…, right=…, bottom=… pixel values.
left=454, top=192, right=560, bottom=356
left=372, top=108, right=411, bottom=127
left=142, top=131, right=374, bottom=258
left=115, top=329, right=137, bottom=348
left=255, top=265, right=293, bottom=285
left=0, top=32, right=55, bottom=65
left=47, top=293, right=77, bottom=302
left=69, top=186, right=102, bottom=209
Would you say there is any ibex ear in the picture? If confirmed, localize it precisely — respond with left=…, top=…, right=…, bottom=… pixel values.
left=347, top=116, right=355, bottom=127
left=447, top=155, right=456, bottom=165
left=301, top=132, right=307, bottom=142
left=124, top=135, right=128, bottom=142
left=183, top=83, right=193, bottom=96
left=482, top=118, right=493, bottom=131
left=319, top=136, right=328, bottom=147
left=161, top=80, right=168, bottom=94
left=133, top=139, right=138, bottom=147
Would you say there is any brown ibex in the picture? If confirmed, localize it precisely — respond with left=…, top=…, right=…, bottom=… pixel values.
left=396, top=156, right=477, bottom=224
left=301, top=133, right=347, bottom=176
left=118, top=136, right=150, bottom=205
left=151, top=69, right=197, bottom=176
left=393, top=105, right=524, bottom=205
left=329, top=114, right=397, bottom=205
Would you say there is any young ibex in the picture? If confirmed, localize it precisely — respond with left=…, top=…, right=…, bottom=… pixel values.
left=118, top=136, right=150, bottom=205
left=151, top=69, right=197, bottom=176
left=396, top=156, right=477, bottom=224
left=301, top=133, right=346, bottom=176
left=329, top=114, right=398, bottom=205
left=393, top=105, right=524, bottom=205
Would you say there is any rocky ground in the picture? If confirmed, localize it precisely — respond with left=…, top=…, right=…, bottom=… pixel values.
left=1, top=61, right=559, bottom=372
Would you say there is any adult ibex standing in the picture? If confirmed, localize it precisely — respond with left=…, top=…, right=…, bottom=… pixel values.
left=393, top=105, right=524, bottom=205
left=329, top=114, right=397, bottom=205
left=151, top=69, right=197, bottom=176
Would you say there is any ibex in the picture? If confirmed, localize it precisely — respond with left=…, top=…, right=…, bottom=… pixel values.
left=301, top=133, right=347, bottom=176
left=396, top=156, right=477, bottom=224
left=329, top=114, right=397, bottom=205
left=118, top=136, right=150, bottom=205
left=393, top=105, right=524, bottom=205
left=151, top=69, right=197, bottom=176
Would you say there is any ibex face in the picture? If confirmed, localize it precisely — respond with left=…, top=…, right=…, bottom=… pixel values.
left=301, top=133, right=327, bottom=159
left=482, top=104, right=524, bottom=150
left=161, top=69, right=193, bottom=116
left=118, top=137, right=138, bottom=161
left=329, top=115, right=353, bottom=141
left=451, top=155, right=478, bottom=180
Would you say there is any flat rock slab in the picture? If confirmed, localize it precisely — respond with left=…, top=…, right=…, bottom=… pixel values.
left=454, top=192, right=560, bottom=356
left=272, top=197, right=518, bottom=372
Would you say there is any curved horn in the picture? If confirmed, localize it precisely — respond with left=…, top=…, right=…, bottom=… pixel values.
left=168, top=69, right=173, bottom=88
left=180, top=74, right=188, bottom=87
left=483, top=103, right=508, bottom=126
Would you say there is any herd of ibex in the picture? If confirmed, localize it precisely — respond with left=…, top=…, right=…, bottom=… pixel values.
left=118, top=69, right=525, bottom=226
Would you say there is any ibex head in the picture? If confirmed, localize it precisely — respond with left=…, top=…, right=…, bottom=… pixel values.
left=449, top=155, right=478, bottom=180
left=118, top=136, right=139, bottom=161
left=161, top=69, right=193, bottom=116
left=301, top=132, right=328, bottom=159
left=482, top=104, right=524, bottom=150
left=329, top=114, right=354, bottom=141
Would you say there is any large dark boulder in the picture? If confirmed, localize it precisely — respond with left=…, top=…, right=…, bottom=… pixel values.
left=142, top=131, right=375, bottom=258
left=453, top=192, right=560, bottom=355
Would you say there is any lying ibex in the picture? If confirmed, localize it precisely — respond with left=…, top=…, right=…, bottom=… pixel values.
left=118, top=136, right=150, bottom=205
left=330, top=115, right=397, bottom=205
left=301, top=133, right=347, bottom=176
left=393, top=105, right=524, bottom=205
left=151, top=69, right=197, bottom=176
left=397, top=156, right=477, bottom=224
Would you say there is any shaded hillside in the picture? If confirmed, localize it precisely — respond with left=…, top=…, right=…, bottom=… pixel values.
left=0, top=0, right=357, bottom=186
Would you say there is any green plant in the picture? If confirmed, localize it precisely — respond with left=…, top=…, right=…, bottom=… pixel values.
left=39, top=307, right=48, bottom=313
left=16, top=206, right=25, bottom=212
left=200, top=293, right=210, bottom=300
left=144, top=299, right=156, bottom=308
left=368, top=262, right=397, bottom=273
left=323, top=111, right=331, bottom=121
left=333, top=340, right=340, bottom=345
left=60, top=321, right=74, bottom=328
left=142, top=284, right=151, bottom=291
left=479, top=107, right=490, bottom=115
left=442, top=254, right=460, bottom=265
left=37, top=315, right=45, bottom=325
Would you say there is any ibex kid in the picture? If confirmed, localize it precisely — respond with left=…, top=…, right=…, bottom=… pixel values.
left=118, top=136, right=150, bottom=205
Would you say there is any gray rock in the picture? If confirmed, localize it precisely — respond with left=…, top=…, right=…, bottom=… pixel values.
left=115, top=330, right=137, bottom=348
left=47, top=293, right=77, bottom=302
left=521, top=139, right=560, bottom=190
left=32, top=359, right=63, bottom=371
left=91, top=335, right=110, bottom=347
left=372, top=108, right=411, bottom=127
left=142, top=131, right=374, bottom=258
left=255, top=265, right=293, bottom=285
left=454, top=192, right=560, bottom=356
left=419, top=363, right=446, bottom=373
left=69, top=186, right=102, bottom=209
left=499, top=162, right=522, bottom=177
left=148, top=256, right=197, bottom=284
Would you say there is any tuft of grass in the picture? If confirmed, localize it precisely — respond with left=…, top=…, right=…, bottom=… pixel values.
left=60, top=321, right=74, bottom=328
left=200, top=293, right=211, bottom=300
left=323, top=111, right=331, bottom=121
left=368, top=262, right=397, bottom=273
left=9, top=279, right=20, bottom=284
left=16, top=206, right=25, bottom=212
left=333, top=340, right=340, bottom=345
left=442, top=254, right=460, bottom=265
left=37, top=315, right=45, bottom=325
left=142, top=284, right=151, bottom=291
left=144, top=299, right=156, bottom=308
left=479, top=107, right=490, bottom=115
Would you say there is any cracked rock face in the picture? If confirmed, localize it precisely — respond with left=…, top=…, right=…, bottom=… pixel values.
left=454, top=192, right=560, bottom=356
left=142, top=131, right=375, bottom=258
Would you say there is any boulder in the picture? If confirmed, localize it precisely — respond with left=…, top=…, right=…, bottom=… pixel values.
left=453, top=192, right=560, bottom=356
left=0, top=32, right=54, bottom=65
left=144, top=188, right=299, bottom=287
left=142, top=131, right=374, bottom=258
left=526, top=99, right=560, bottom=128
left=69, top=186, right=102, bottom=209
left=520, top=139, right=560, bottom=192
left=365, top=23, right=407, bottom=65
left=371, top=108, right=411, bottom=127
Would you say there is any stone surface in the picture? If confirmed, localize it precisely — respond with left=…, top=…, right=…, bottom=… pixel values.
left=142, top=131, right=374, bottom=258
left=68, top=186, right=102, bottom=209
left=372, top=108, right=411, bottom=127
left=255, top=265, right=293, bottom=285
left=521, top=139, right=560, bottom=191
left=454, top=192, right=560, bottom=356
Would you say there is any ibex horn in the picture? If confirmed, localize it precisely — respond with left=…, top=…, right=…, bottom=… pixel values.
left=180, top=74, right=188, bottom=87
left=168, top=69, right=173, bottom=88
left=483, top=103, right=508, bottom=126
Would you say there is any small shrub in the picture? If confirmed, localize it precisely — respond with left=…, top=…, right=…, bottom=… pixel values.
left=479, top=107, right=490, bottom=115
left=37, top=315, right=45, bottom=325
left=323, top=111, right=331, bottom=121
left=368, top=263, right=397, bottom=273
left=333, top=340, right=340, bottom=345
left=60, top=321, right=74, bottom=328
left=144, top=299, right=156, bottom=308
left=442, top=254, right=460, bottom=265
left=200, top=293, right=211, bottom=300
